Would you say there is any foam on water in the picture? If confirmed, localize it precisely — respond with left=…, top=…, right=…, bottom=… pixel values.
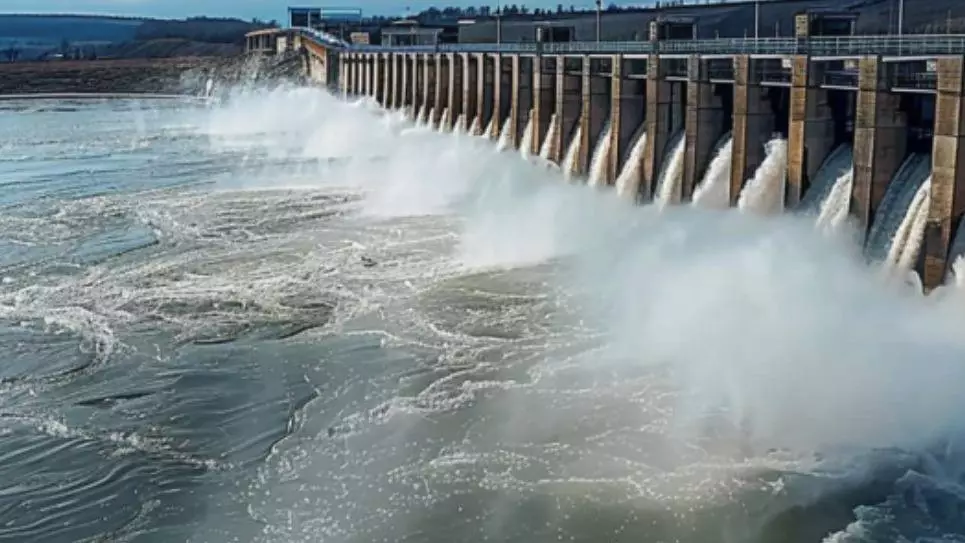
left=7, top=86, right=965, bottom=543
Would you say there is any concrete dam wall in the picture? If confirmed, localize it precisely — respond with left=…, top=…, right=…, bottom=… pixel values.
left=335, top=50, right=964, bottom=292
left=249, top=25, right=965, bottom=294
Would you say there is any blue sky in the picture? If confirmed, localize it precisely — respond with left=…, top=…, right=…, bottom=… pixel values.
left=1, top=1, right=602, bottom=21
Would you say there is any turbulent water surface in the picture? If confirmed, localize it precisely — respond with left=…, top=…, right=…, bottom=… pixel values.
left=2, top=89, right=965, bottom=543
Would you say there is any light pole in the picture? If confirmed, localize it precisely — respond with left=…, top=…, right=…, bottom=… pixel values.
left=897, top=0, right=904, bottom=36
left=496, top=0, right=502, bottom=44
left=596, top=0, right=602, bottom=43
left=754, top=0, right=760, bottom=39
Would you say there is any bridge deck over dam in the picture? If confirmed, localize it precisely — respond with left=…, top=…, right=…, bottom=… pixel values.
left=248, top=20, right=965, bottom=292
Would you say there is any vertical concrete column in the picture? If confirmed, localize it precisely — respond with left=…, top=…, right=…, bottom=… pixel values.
left=361, top=55, right=369, bottom=97
left=400, top=54, right=411, bottom=111
left=555, top=56, right=582, bottom=166
left=609, top=55, right=645, bottom=186
left=463, top=53, right=478, bottom=133
left=730, top=55, right=774, bottom=206
left=923, top=56, right=965, bottom=290
left=447, top=53, right=463, bottom=131
left=477, top=53, right=493, bottom=136
left=344, top=54, right=353, bottom=95
left=578, top=57, right=610, bottom=177
left=377, top=54, right=388, bottom=105
left=491, top=54, right=504, bottom=139
left=368, top=55, right=377, bottom=99
left=511, top=55, right=534, bottom=149
left=852, top=56, right=907, bottom=235
left=338, top=54, right=347, bottom=96
left=412, top=55, right=423, bottom=116
left=495, top=55, right=514, bottom=140
left=433, top=54, right=447, bottom=126
left=533, top=55, right=556, bottom=157
left=388, top=54, right=399, bottom=109
left=423, top=54, right=435, bottom=120
left=683, top=55, right=725, bottom=202
left=786, top=56, right=835, bottom=207
left=642, top=55, right=672, bottom=201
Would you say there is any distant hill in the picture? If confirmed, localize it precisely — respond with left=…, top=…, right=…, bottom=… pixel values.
left=0, top=14, right=272, bottom=61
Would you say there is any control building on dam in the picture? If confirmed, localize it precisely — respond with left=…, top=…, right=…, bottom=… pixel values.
left=247, top=11, right=965, bottom=292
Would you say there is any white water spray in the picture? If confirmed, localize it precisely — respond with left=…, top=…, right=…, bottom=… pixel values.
left=561, top=124, right=583, bottom=181
left=519, top=109, right=534, bottom=159
left=455, top=113, right=468, bottom=133
left=614, top=129, right=647, bottom=200
left=654, top=135, right=687, bottom=205
left=469, top=115, right=482, bottom=136
left=815, top=169, right=854, bottom=233
left=496, top=116, right=513, bottom=151
left=539, top=114, right=560, bottom=161
left=737, top=138, right=787, bottom=215
left=194, top=88, right=965, bottom=542
left=438, top=108, right=452, bottom=132
left=586, top=120, right=612, bottom=187
left=884, top=177, right=932, bottom=277
left=691, top=137, right=733, bottom=209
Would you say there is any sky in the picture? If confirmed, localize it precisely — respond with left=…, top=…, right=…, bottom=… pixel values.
left=0, top=1, right=604, bottom=21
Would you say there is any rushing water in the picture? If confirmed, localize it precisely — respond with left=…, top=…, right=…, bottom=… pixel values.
left=3, top=88, right=965, bottom=543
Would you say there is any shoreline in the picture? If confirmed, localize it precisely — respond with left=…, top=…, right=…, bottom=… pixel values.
left=0, top=92, right=211, bottom=101
left=0, top=57, right=228, bottom=96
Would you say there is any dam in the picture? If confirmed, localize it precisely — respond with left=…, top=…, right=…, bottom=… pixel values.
left=247, top=15, right=965, bottom=292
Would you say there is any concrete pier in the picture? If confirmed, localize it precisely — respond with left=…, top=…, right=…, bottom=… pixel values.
left=556, top=58, right=582, bottom=166
left=786, top=56, right=834, bottom=207
left=682, top=56, right=725, bottom=201
left=851, top=56, right=907, bottom=234
left=511, top=56, right=534, bottom=150
left=729, top=56, right=774, bottom=206
left=477, top=53, right=494, bottom=136
left=580, top=57, right=610, bottom=178
left=533, top=56, right=556, bottom=157
left=609, top=55, right=645, bottom=186
left=463, top=53, right=478, bottom=133
left=446, top=53, right=462, bottom=131
left=642, top=55, right=671, bottom=201
left=924, top=57, right=965, bottom=290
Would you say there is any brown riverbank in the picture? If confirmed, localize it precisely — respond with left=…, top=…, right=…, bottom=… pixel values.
left=0, top=58, right=220, bottom=95
left=0, top=53, right=308, bottom=96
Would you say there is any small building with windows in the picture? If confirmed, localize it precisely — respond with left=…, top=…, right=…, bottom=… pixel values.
left=381, top=20, right=459, bottom=46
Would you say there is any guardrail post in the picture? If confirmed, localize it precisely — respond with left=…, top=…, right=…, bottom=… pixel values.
left=786, top=55, right=834, bottom=209
left=683, top=54, right=726, bottom=203
left=922, top=55, right=965, bottom=291
left=852, top=55, right=907, bottom=237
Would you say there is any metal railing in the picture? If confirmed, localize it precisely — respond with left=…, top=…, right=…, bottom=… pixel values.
left=331, top=34, right=965, bottom=57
